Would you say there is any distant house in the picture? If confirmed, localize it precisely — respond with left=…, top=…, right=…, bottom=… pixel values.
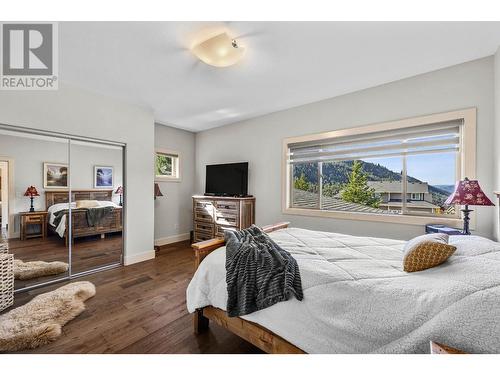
left=367, top=181, right=441, bottom=214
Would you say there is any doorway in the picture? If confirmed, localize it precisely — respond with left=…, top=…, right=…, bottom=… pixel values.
left=0, top=160, right=10, bottom=237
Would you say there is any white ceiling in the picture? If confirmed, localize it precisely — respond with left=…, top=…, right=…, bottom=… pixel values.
left=59, top=22, right=500, bottom=132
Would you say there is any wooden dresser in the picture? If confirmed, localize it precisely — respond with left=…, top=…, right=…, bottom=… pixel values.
left=192, top=195, right=255, bottom=242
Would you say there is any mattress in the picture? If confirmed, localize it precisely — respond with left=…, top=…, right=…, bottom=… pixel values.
left=186, top=227, right=500, bottom=353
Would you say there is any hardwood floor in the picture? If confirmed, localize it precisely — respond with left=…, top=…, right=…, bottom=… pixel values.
left=10, top=240, right=262, bottom=354
left=7, top=233, right=122, bottom=289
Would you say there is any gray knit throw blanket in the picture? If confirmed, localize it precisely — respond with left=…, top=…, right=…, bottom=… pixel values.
left=225, top=225, right=303, bottom=317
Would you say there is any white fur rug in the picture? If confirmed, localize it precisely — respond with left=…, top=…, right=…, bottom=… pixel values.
left=0, top=281, right=96, bottom=352
left=14, top=259, right=69, bottom=280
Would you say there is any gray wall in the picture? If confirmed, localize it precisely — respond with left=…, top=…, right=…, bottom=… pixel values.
left=0, top=133, right=123, bottom=235
left=195, top=57, right=495, bottom=240
left=154, top=123, right=195, bottom=243
left=0, top=82, right=155, bottom=264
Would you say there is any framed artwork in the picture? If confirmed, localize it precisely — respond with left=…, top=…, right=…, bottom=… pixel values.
left=44, top=163, right=68, bottom=189
left=94, top=166, right=113, bottom=188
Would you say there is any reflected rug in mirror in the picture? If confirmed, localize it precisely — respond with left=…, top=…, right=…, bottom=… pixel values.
left=14, top=259, right=69, bottom=280
left=0, top=281, right=95, bottom=352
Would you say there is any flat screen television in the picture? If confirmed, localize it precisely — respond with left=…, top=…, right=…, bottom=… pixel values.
left=205, top=162, right=248, bottom=197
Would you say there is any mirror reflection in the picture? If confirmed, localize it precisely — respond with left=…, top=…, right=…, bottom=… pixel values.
left=0, top=129, right=70, bottom=290
left=0, top=126, right=124, bottom=292
left=69, top=140, right=123, bottom=274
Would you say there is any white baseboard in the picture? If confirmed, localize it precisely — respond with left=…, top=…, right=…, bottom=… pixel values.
left=124, top=250, right=155, bottom=265
left=154, top=232, right=190, bottom=247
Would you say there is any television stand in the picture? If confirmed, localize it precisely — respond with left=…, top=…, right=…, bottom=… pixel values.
left=193, top=195, right=256, bottom=242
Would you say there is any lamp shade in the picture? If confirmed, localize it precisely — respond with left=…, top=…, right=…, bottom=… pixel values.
left=24, top=186, right=40, bottom=197
left=154, top=183, right=163, bottom=198
left=445, top=178, right=494, bottom=206
left=192, top=32, right=245, bottom=67
left=115, top=186, right=123, bottom=194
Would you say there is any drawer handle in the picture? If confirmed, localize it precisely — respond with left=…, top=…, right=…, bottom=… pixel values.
left=218, top=217, right=236, bottom=222
left=196, top=212, right=212, bottom=219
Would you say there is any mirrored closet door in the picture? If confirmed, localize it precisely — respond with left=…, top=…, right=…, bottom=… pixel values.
left=0, top=127, right=70, bottom=290
left=0, top=123, right=124, bottom=292
left=69, top=139, right=124, bottom=275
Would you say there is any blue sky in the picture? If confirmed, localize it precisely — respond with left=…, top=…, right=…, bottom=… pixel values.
left=363, top=152, right=456, bottom=186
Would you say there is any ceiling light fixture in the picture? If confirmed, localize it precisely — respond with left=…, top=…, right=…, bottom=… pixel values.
left=191, top=32, right=245, bottom=68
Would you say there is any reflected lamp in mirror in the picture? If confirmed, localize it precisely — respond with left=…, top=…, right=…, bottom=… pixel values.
left=445, top=177, right=494, bottom=235
left=115, top=186, right=123, bottom=206
left=23, top=186, right=40, bottom=212
left=154, top=183, right=164, bottom=200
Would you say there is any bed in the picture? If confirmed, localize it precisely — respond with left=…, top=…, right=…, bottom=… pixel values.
left=45, top=190, right=122, bottom=245
left=187, top=222, right=500, bottom=354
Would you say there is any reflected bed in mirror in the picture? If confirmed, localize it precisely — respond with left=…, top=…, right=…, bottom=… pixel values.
left=45, top=190, right=122, bottom=246
left=45, top=190, right=123, bottom=275
left=10, top=189, right=123, bottom=289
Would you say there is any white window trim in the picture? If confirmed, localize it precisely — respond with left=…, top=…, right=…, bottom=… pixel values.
left=155, top=148, right=181, bottom=182
left=410, top=193, right=423, bottom=201
left=281, top=108, right=477, bottom=227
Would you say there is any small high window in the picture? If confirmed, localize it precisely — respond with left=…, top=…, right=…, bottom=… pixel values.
left=155, top=149, right=180, bottom=181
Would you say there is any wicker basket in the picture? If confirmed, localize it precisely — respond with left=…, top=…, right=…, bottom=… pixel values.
left=0, top=253, right=14, bottom=312
left=0, top=242, right=8, bottom=254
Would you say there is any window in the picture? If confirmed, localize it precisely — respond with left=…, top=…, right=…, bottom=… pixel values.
left=410, top=193, right=423, bottom=201
left=283, top=109, right=476, bottom=225
left=155, top=149, right=180, bottom=181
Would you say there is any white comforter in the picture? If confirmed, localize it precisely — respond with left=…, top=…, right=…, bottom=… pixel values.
left=47, top=201, right=119, bottom=237
left=186, top=227, right=500, bottom=353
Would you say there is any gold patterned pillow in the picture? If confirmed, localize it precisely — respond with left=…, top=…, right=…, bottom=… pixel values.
left=403, top=233, right=456, bottom=272
left=76, top=200, right=100, bottom=209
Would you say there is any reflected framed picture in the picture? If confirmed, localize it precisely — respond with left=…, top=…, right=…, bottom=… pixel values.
left=44, top=163, right=69, bottom=189
left=94, top=166, right=113, bottom=188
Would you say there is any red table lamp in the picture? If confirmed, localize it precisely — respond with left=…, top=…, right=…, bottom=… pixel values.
left=445, top=177, right=494, bottom=235
left=24, top=186, right=40, bottom=212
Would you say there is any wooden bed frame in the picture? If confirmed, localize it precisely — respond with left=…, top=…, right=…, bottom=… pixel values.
left=45, top=189, right=122, bottom=246
left=192, top=221, right=305, bottom=354
left=192, top=221, right=467, bottom=355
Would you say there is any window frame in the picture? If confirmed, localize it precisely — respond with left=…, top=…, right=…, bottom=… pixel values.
left=282, top=108, right=476, bottom=227
left=410, top=193, right=423, bottom=201
left=155, top=148, right=181, bottom=182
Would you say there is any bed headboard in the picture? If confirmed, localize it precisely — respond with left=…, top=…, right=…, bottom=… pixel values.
left=45, top=189, right=113, bottom=208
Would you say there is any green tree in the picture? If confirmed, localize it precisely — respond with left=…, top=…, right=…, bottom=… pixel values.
left=156, top=154, right=172, bottom=176
left=322, top=182, right=342, bottom=197
left=294, top=173, right=310, bottom=191
left=340, top=160, right=380, bottom=208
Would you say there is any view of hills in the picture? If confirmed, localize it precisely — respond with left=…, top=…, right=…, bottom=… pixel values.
left=293, top=160, right=452, bottom=206
left=434, top=185, right=455, bottom=194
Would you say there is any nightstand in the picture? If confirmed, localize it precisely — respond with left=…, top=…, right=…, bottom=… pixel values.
left=425, top=224, right=464, bottom=235
left=20, top=211, right=48, bottom=240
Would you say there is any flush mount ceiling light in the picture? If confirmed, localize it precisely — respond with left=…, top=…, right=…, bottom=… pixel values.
left=191, top=32, right=245, bottom=68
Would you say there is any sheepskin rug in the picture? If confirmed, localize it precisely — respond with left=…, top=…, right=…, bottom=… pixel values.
left=14, top=259, right=69, bottom=280
left=0, top=281, right=96, bottom=352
